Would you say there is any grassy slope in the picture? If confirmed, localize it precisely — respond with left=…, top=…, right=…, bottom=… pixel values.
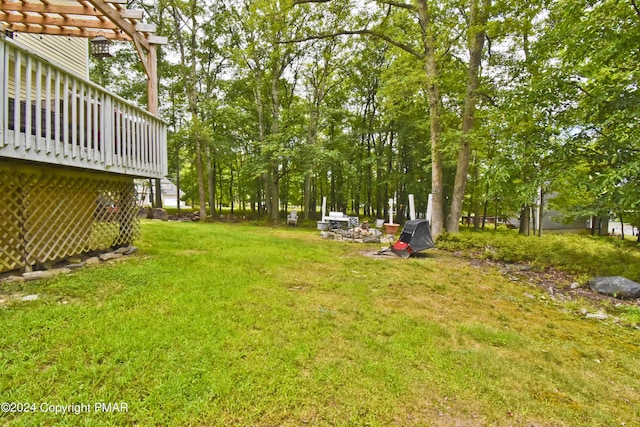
left=0, top=221, right=638, bottom=426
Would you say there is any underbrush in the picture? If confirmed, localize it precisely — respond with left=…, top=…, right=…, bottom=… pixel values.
left=437, top=229, right=640, bottom=282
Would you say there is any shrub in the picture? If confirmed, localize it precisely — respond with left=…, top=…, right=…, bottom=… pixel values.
left=437, top=229, right=640, bottom=281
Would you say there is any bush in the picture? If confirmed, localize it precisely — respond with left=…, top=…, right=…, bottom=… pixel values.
left=437, top=229, right=640, bottom=281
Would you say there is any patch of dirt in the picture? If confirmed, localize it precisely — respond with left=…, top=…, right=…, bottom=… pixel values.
left=361, top=249, right=398, bottom=259
left=360, top=249, right=433, bottom=259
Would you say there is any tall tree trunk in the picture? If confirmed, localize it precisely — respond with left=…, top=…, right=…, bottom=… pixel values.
left=519, top=205, right=530, bottom=235
left=481, top=194, right=489, bottom=229
left=417, top=0, right=444, bottom=238
left=447, top=0, right=490, bottom=233
left=386, top=129, right=394, bottom=220
left=251, top=64, right=267, bottom=217
left=303, top=104, right=320, bottom=220
left=537, top=187, right=544, bottom=237
left=310, top=177, right=317, bottom=219
left=218, top=162, right=224, bottom=212
left=376, top=134, right=384, bottom=219
left=190, top=2, right=206, bottom=222
left=171, top=0, right=206, bottom=221
left=303, top=174, right=312, bottom=219
left=176, top=154, right=181, bottom=213
left=471, top=158, right=481, bottom=230
left=194, top=133, right=207, bottom=221
left=207, top=153, right=217, bottom=216
left=155, top=179, right=163, bottom=208
left=208, top=155, right=216, bottom=216
left=269, top=69, right=281, bottom=221
left=229, top=164, right=234, bottom=215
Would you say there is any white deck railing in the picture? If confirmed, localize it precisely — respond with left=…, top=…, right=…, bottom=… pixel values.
left=0, top=37, right=167, bottom=179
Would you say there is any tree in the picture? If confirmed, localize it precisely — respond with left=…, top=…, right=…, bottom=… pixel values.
left=516, top=0, right=640, bottom=235
left=299, top=37, right=343, bottom=219
left=164, top=0, right=231, bottom=220
left=142, top=0, right=640, bottom=238
left=446, top=0, right=491, bottom=233
left=287, top=0, right=508, bottom=236
left=228, top=0, right=313, bottom=220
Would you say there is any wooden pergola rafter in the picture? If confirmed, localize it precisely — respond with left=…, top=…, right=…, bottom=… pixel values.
left=0, top=0, right=167, bottom=113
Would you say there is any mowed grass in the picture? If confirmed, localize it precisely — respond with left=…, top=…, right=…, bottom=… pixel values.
left=0, top=221, right=639, bottom=426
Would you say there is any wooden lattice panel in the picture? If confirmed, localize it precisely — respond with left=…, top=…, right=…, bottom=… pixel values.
left=0, top=162, right=141, bottom=273
left=0, top=175, right=24, bottom=272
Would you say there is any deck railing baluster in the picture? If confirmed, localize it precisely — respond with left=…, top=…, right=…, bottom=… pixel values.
left=0, top=38, right=166, bottom=178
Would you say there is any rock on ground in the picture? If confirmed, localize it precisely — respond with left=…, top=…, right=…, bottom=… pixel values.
left=139, top=207, right=153, bottom=218
left=588, top=276, right=640, bottom=299
left=152, top=208, right=169, bottom=221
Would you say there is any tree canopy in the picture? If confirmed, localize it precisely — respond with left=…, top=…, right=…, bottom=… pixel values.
left=95, top=0, right=640, bottom=235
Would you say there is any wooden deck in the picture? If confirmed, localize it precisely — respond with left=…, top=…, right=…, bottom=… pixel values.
left=0, top=36, right=167, bottom=179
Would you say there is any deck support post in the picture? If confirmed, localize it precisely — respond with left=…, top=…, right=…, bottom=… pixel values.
left=0, top=39, right=5, bottom=147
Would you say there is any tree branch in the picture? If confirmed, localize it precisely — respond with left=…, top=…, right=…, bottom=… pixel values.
left=477, top=91, right=497, bottom=107
left=293, top=0, right=333, bottom=4
left=437, top=26, right=467, bottom=62
left=572, top=81, right=594, bottom=98
left=281, top=29, right=425, bottom=59
left=375, top=0, right=417, bottom=11
left=631, top=0, right=640, bottom=19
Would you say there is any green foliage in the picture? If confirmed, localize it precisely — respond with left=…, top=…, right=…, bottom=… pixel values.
left=537, top=0, right=640, bottom=221
left=438, top=229, right=640, bottom=281
left=114, top=0, right=640, bottom=231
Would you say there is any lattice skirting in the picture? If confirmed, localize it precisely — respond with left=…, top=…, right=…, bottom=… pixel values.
left=0, top=161, right=141, bottom=273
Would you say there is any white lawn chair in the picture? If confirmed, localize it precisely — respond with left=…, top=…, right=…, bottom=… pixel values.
left=373, top=218, right=385, bottom=236
left=287, top=210, right=298, bottom=226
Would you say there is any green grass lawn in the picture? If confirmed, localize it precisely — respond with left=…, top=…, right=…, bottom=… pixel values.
left=1, top=221, right=639, bottom=426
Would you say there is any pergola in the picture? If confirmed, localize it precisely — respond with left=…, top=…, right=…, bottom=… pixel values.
left=0, top=0, right=167, bottom=114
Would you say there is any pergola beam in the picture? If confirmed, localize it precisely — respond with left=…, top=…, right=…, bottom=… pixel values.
left=85, top=0, right=150, bottom=51
left=1, top=0, right=167, bottom=116
left=119, top=9, right=143, bottom=20
left=0, top=3, right=150, bottom=38
left=0, top=11, right=120, bottom=31
left=1, top=2, right=97, bottom=17
left=1, top=3, right=145, bottom=22
left=3, top=22, right=132, bottom=41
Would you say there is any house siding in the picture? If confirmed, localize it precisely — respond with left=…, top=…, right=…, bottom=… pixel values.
left=5, top=32, right=89, bottom=101
left=9, top=33, right=88, bottom=77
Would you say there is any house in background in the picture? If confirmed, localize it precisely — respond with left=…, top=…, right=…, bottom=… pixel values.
left=0, top=0, right=167, bottom=273
left=159, top=178, right=188, bottom=208
left=508, top=192, right=609, bottom=235
left=136, top=178, right=189, bottom=209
